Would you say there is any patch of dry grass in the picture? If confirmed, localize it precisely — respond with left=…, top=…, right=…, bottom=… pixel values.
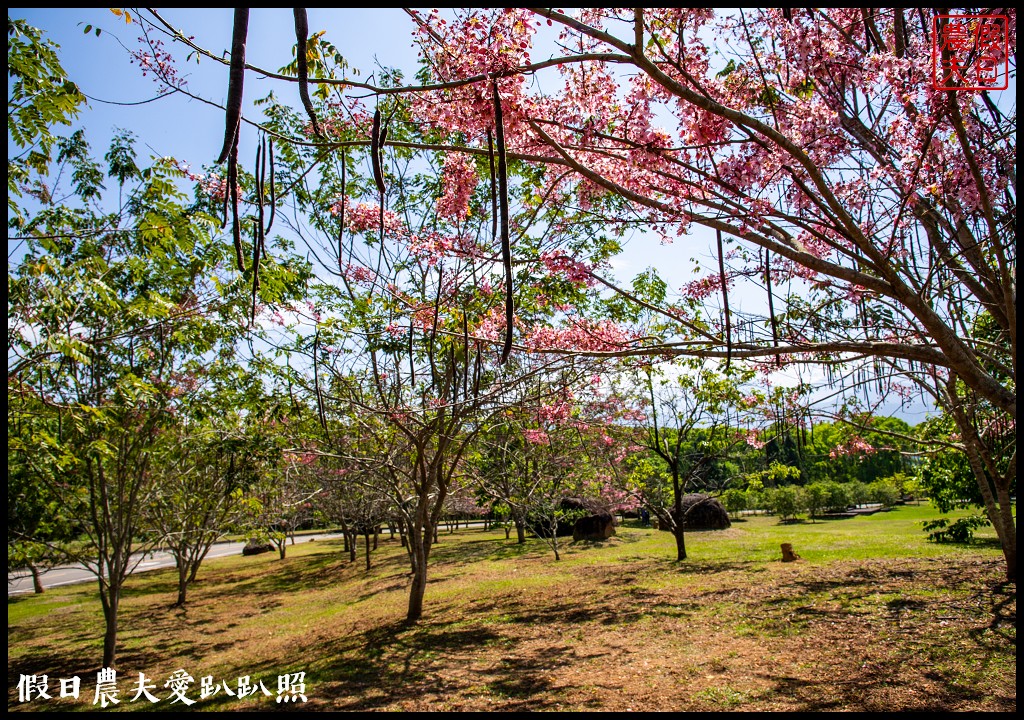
left=7, top=507, right=1016, bottom=711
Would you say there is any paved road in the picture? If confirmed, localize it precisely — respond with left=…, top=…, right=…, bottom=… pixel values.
left=7, top=533, right=342, bottom=596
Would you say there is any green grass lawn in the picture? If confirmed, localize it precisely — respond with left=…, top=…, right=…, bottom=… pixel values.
left=7, top=502, right=1015, bottom=711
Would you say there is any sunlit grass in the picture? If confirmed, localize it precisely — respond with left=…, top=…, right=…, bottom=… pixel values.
left=7, top=502, right=1013, bottom=711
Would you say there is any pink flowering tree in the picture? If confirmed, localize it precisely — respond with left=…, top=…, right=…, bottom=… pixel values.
left=239, top=73, right=630, bottom=618
left=399, top=8, right=1016, bottom=578
left=468, top=360, right=616, bottom=553
left=130, top=8, right=1015, bottom=579
left=623, top=359, right=759, bottom=561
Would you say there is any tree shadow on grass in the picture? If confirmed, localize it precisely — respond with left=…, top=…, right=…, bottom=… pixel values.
left=756, top=665, right=1013, bottom=711
left=428, top=536, right=544, bottom=566
left=190, top=545, right=409, bottom=602
left=673, top=560, right=759, bottom=575
left=195, top=614, right=578, bottom=711
left=969, top=580, right=1016, bottom=648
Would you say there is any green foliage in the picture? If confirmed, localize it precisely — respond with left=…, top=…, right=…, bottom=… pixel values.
left=746, top=461, right=800, bottom=488
left=922, top=514, right=989, bottom=544
left=721, top=488, right=747, bottom=517
left=7, top=17, right=86, bottom=224
left=765, top=485, right=803, bottom=521
left=822, top=481, right=851, bottom=513
left=919, top=448, right=983, bottom=513
left=867, top=478, right=901, bottom=508
left=803, top=483, right=827, bottom=519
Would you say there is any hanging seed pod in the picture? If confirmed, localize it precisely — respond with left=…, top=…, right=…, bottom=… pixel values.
left=429, top=268, right=442, bottom=382
left=893, top=9, right=907, bottom=57
left=265, top=136, right=275, bottom=234
left=337, top=148, right=346, bottom=271
left=462, top=308, right=470, bottom=402
left=371, top=108, right=386, bottom=196
left=473, top=340, right=482, bottom=398
left=250, top=139, right=265, bottom=324
left=408, top=321, right=416, bottom=386
left=313, top=328, right=327, bottom=435
left=717, top=229, right=732, bottom=371
left=217, top=9, right=249, bottom=164
left=250, top=219, right=261, bottom=324
left=492, top=79, right=513, bottom=365
left=228, top=140, right=245, bottom=272
left=255, top=136, right=266, bottom=255
left=221, top=167, right=230, bottom=229
left=293, top=9, right=322, bottom=138
left=764, top=250, right=779, bottom=365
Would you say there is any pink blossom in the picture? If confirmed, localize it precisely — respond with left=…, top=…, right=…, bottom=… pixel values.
left=539, top=252, right=593, bottom=286
left=523, top=429, right=550, bottom=445
left=436, top=153, right=477, bottom=221
left=829, top=436, right=877, bottom=458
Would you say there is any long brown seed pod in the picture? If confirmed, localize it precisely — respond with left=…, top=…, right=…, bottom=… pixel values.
left=492, top=79, right=513, bottom=365
left=375, top=113, right=388, bottom=250
left=313, top=328, right=327, bottom=435
left=293, top=8, right=322, bottom=138
left=764, top=249, right=779, bottom=365
left=265, top=137, right=275, bottom=233
left=717, top=229, right=731, bottom=371
left=252, top=139, right=265, bottom=320
left=487, top=130, right=497, bottom=244
left=371, top=108, right=386, bottom=196
left=255, top=136, right=265, bottom=253
left=228, top=140, right=245, bottom=272
left=337, top=148, right=346, bottom=271
left=221, top=166, right=230, bottom=229
left=217, top=8, right=249, bottom=165
left=250, top=219, right=261, bottom=324
left=462, top=308, right=469, bottom=402
left=408, top=321, right=416, bottom=387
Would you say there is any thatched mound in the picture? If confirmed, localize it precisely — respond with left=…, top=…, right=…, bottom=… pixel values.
left=530, top=497, right=616, bottom=540
left=657, top=494, right=731, bottom=531
left=242, top=540, right=275, bottom=556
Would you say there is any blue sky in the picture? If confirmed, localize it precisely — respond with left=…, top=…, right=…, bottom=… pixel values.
left=10, top=9, right=422, bottom=171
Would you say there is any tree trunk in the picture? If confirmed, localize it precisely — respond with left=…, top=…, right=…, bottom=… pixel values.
left=364, top=532, right=372, bottom=571
left=947, top=381, right=1016, bottom=582
left=514, top=516, right=526, bottom=544
left=29, top=563, right=44, bottom=594
left=101, top=591, right=119, bottom=669
left=407, top=555, right=427, bottom=622
left=349, top=532, right=357, bottom=562
left=406, top=522, right=432, bottom=622
left=673, top=524, right=687, bottom=562
left=672, top=474, right=687, bottom=561
left=176, top=562, right=188, bottom=606
left=995, top=482, right=1017, bottom=581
